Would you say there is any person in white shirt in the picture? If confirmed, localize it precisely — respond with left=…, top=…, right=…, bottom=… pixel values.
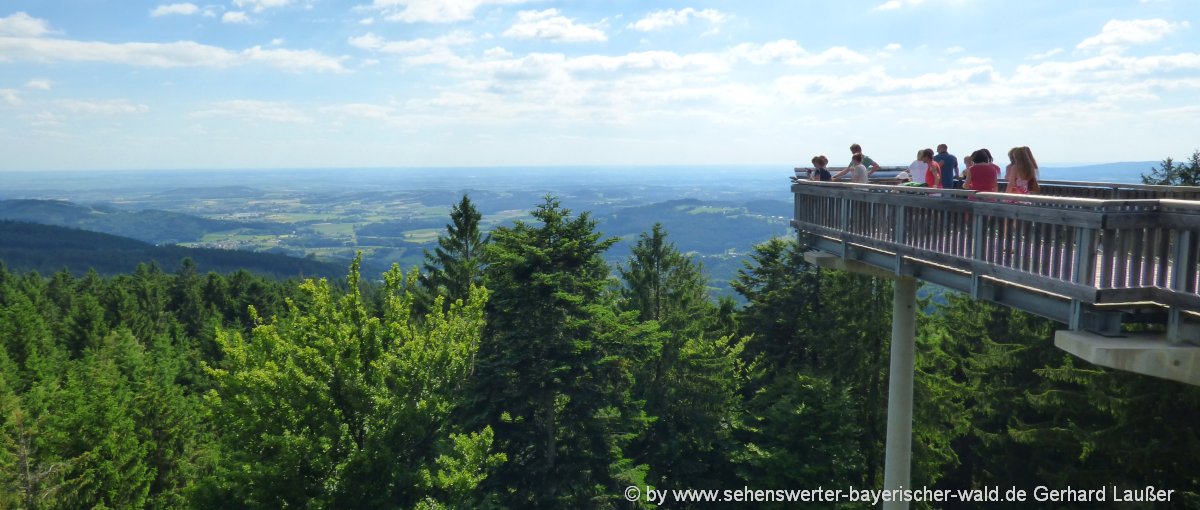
left=907, top=149, right=927, bottom=183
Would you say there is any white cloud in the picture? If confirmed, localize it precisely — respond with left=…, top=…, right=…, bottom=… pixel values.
left=0, top=12, right=54, bottom=37
left=566, top=51, right=728, bottom=74
left=1077, top=19, right=1189, bottom=53
left=320, top=103, right=402, bottom=122
left=58, top=99, right=150, bottom=115
left=151, top=3, right=200, bottom=17
left=627, top=8, right=727, bottom=32
left=370, top=0, right=533, bottom=24
left=233, top=0, right=292, bottom=13
left=483, top=46, right=512, bottom=59
left=0, top=89, right=21, bottom=105
left=730, top=40, right=868, bottom=66
left=944, top=46, right=965, bottom=54
left=27, top=111, right=62, bottom=128
left=190, top=100, right=312, bottom=123
left=223, top=11, right=251, bottom=24
left=242, top=46, right=349, bottom=73
left=0, top=30, right=349, bottom=73
left=956, top=56, right=991, bottom=65
left=873, top=0, right=926, bottom=11
left=884, top=43, right=902, bottom=51
left=1031, top=48, right=1063, bottom=60
left=25, top=79, right=52, bottom=90
left=270, top=38, right=285, bottom=46
left=349, top=30, right=474, bottom=54
left=502, top=9, right=606, bottom=42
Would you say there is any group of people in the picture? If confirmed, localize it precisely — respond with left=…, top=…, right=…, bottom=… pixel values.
left=801, top=143, right=1041, bottom=195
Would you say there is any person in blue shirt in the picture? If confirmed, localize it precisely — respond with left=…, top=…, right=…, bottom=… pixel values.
left=934, top=144, right=960, bottom=189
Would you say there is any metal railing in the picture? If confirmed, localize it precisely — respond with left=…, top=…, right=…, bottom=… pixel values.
left=792, top=181, right=1200, bottom=319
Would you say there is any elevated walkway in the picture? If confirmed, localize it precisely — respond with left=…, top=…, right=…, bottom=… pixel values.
left=790, top=177, right=1200, bottom=385
left=791, top=174, right=1200, bottom=509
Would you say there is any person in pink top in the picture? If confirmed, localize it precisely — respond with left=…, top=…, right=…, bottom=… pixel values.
left=921, top=148, right=941, bottom=188
left=964, top=149, right=999, bottom=192
left=1005, top=146, right=1040, bottom=194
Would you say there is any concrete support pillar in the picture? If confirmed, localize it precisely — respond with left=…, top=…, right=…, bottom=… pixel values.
left=883, top=276, right=917, bottom=510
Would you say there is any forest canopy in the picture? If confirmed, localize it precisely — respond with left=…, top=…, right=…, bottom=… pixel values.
left=1, top=195, right=1198, bottom=509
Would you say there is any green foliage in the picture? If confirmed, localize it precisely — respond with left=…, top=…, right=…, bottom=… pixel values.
left=1, top=196, right=1199, bottom=510
left=422, top=195, right=490, bottom=310
left=204, top=256, right=498, bottom=508
left=618, top=224, right=745, bottom=493
left=473, top=196, right=653, bottom=508
left=1141, top=149, right=1200, bottom=186
left=735, top=373, right=864, bottom=507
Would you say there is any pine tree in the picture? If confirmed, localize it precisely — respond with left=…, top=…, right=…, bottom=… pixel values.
left=472, top=196, right=653, bottom=508
left=619, top=224, right=743, bottom=491
left=730, top=237, right=821, bottom=374
left=1141, top=149, right=1200, bottom=186
left=422, top=195, right=489, bottom=309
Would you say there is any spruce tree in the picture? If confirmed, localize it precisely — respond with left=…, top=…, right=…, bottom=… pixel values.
left=472, top=196, right=653, bottom=508
left=422, top=195, right=489, bottom=308
left=619, top=224, right=742, bottom=490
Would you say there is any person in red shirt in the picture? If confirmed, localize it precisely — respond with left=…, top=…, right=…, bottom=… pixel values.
left=964, top=149, right=999, bottom=193
left=921, top=148, right=941, bottom=188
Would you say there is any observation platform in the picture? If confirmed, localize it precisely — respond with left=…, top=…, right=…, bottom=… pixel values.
left=791, top=170, right=1200, bottom=385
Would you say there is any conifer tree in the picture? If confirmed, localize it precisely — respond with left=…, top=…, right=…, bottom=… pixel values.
left=422, top=195, right=489, bottom=308
left=1141, top=149, right=1200, bottom=186
left=619, top=224, right=743, bottom=490
left=730, top=237, right=821, bottom=373
left=472, top=196, right=654, bottom=508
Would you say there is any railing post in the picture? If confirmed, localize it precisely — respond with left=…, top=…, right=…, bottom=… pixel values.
left=840, top=197, right=851, bottom=259
left=971, top=213, right=985, bottom=299
left=894, top=205, right=906, bottom=274
left=794, top=188, right=802, bottom=231
left=1168, top=230, right=1194, bottom=344
left=1070, top=227, right=1098, bottom=330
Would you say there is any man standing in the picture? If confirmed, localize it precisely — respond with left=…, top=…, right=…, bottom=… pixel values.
left=934, top=144, right=960, bottom=189
left=849, top=143, right=881, bottom=177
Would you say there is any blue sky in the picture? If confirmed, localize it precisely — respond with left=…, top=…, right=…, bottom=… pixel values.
left=1, top=0, right=1198, bottom=171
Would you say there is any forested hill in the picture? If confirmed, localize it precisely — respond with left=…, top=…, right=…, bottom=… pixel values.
left=0, top=199, right=287, bottom=244
left=0, top=220, right=344, bottom=279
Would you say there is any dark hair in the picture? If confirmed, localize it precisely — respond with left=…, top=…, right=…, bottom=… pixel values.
left=970, top=149, right=990, bottom=165
left=850, top=143, right=862, bottom=153
left=921, top=148, right=934, bottom=160
left=851, top=153, right=863, bottom=163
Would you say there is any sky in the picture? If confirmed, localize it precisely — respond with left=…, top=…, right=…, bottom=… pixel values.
left=1, top=0, right=1198, bottom=171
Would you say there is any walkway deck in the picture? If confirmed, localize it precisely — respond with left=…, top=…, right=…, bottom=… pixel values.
left=791, top=176, right=1200, bottom=384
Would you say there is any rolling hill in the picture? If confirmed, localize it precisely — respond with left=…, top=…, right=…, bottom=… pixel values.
left=0, top=199, right=288, bottom=244
left=0, top=220, right=345, bottom=279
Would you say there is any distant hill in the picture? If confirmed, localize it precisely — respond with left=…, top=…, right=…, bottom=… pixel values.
left=0, top=199, right=288, bottom=244
left=597, top=198, right=791, bottom=255
left=0, top=220, right=345, bottom=279
left=1040, top=161, right=1156, bottom=184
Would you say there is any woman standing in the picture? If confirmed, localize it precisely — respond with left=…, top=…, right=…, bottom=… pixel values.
left=964, top=149, right=999, bottom=192
left=1005, top=146, right=1039, bottom=194
left=921, top=148, right=942, bottom=188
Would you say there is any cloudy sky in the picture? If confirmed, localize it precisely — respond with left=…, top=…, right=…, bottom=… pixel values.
left=1, top=0, right=1198, bottom=171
